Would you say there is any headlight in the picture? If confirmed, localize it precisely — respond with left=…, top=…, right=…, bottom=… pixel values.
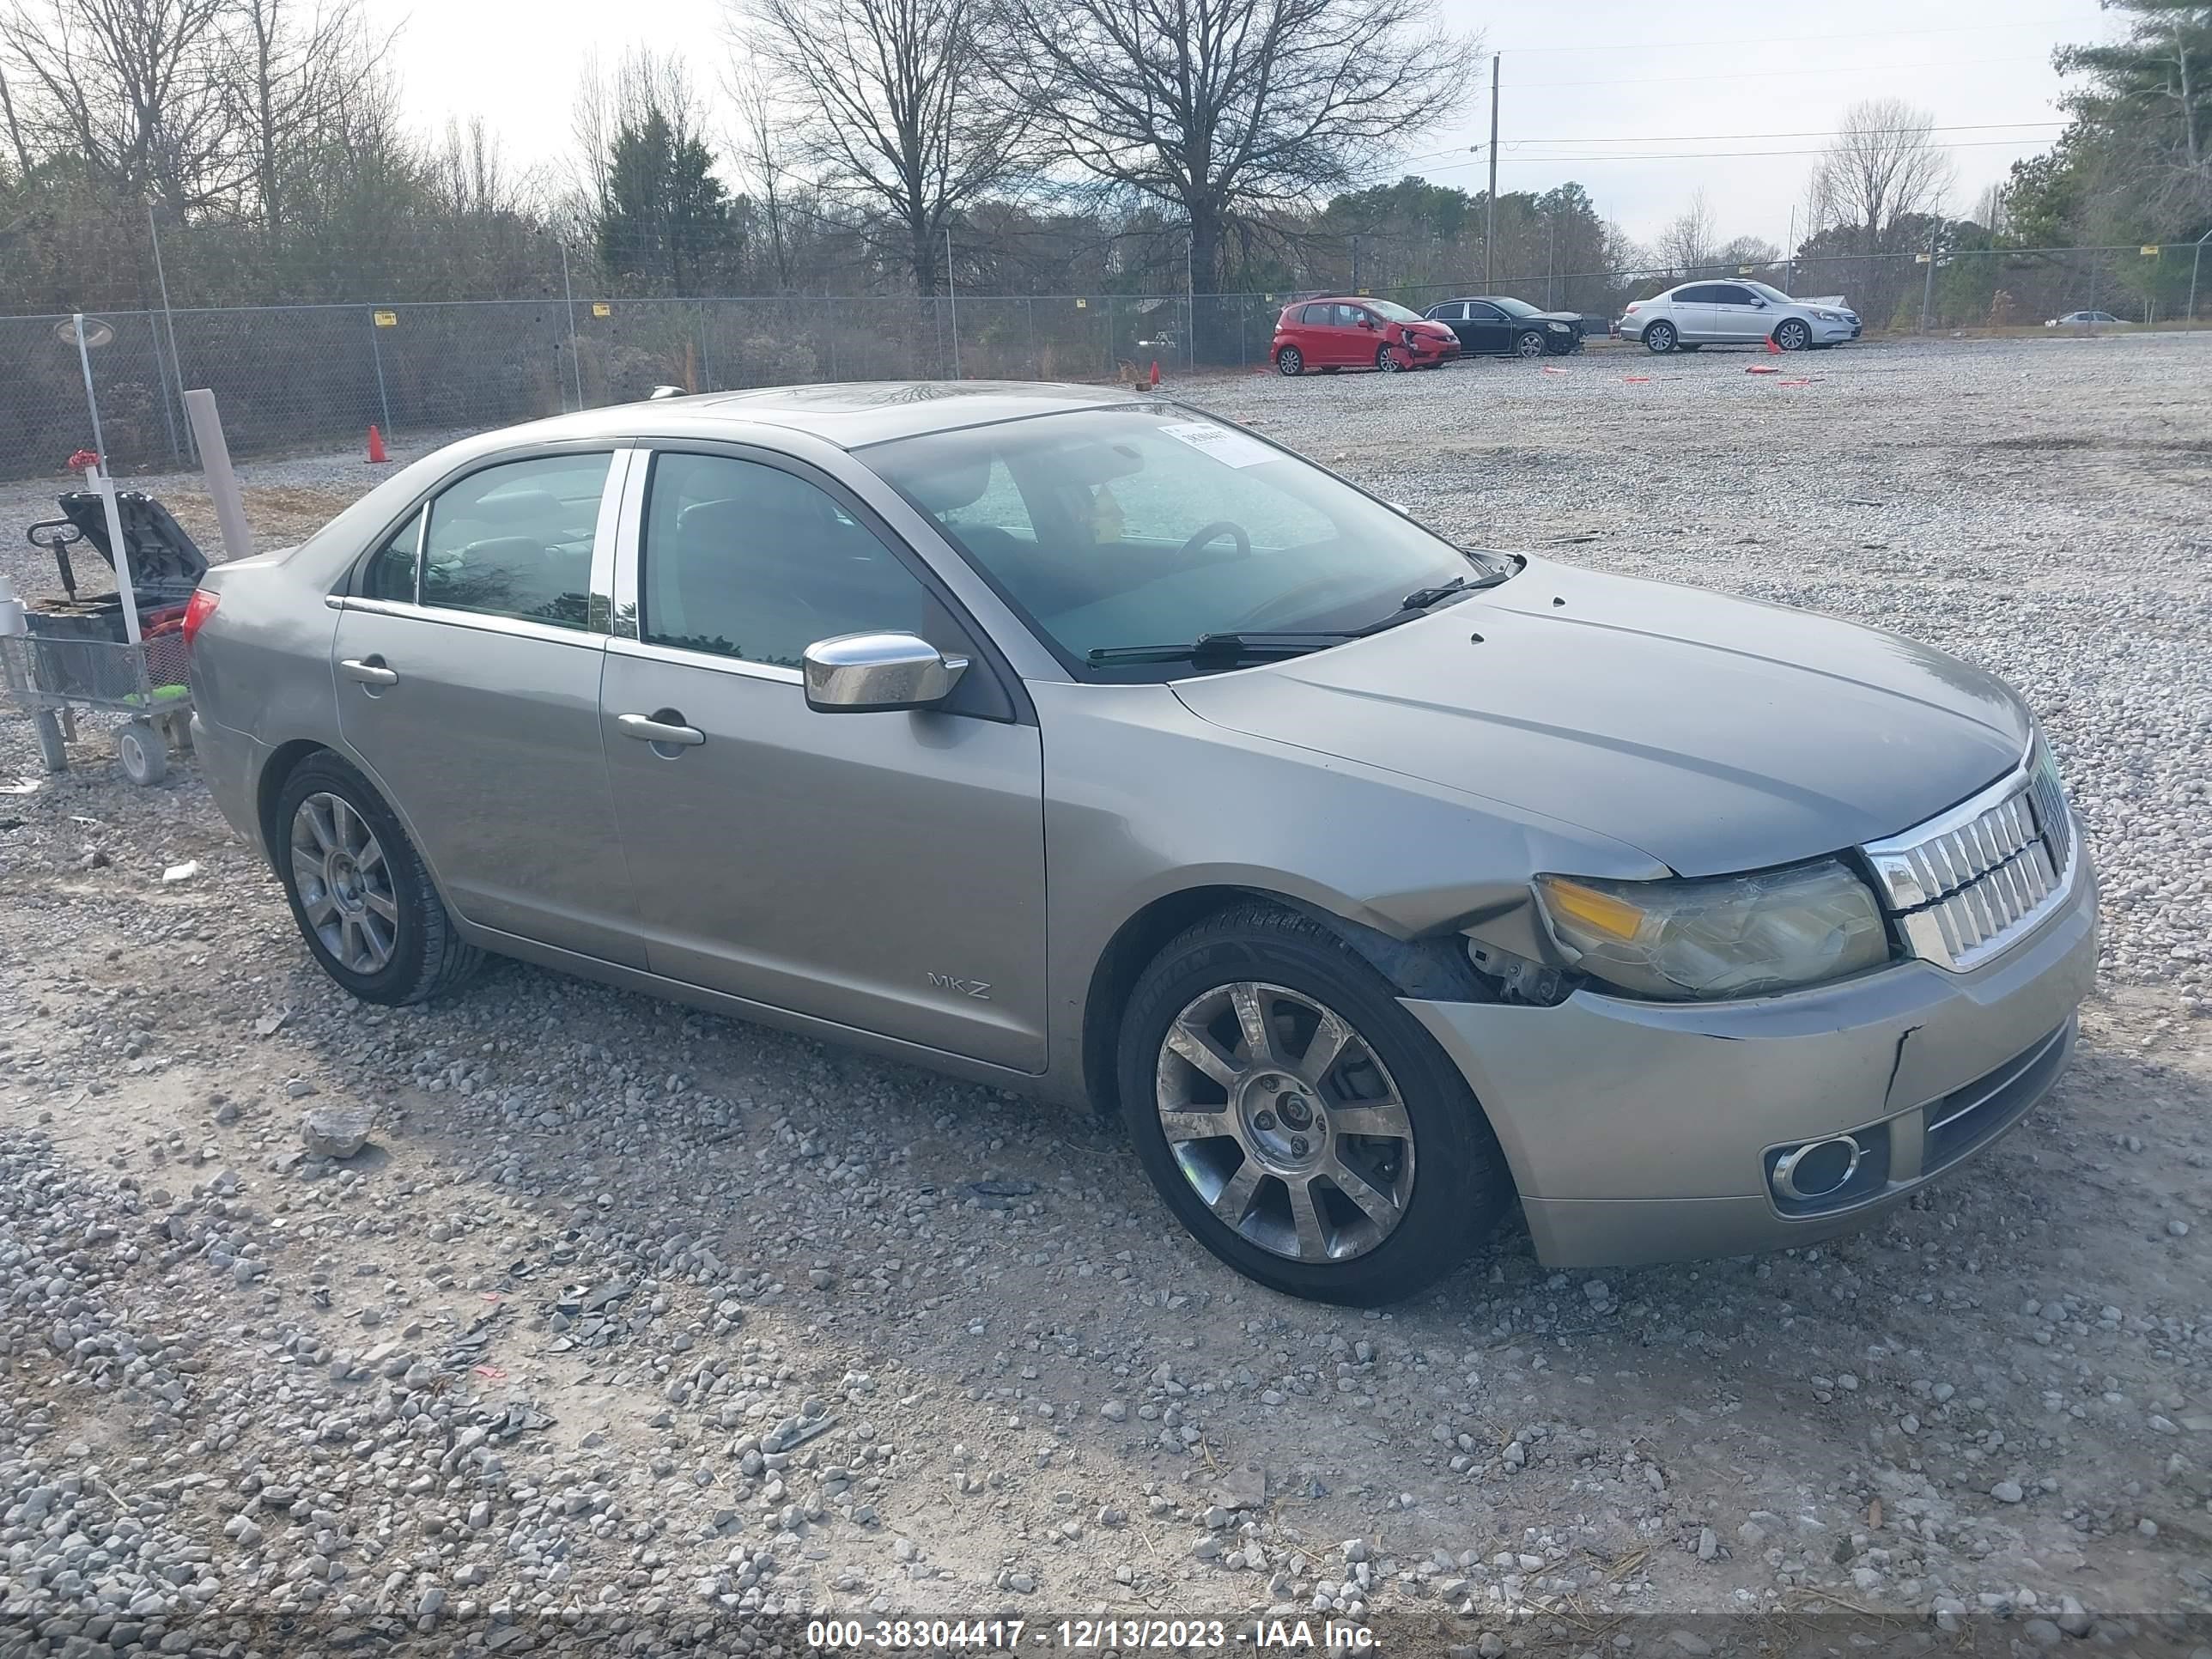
left=1532, top=860, right=1890, bottom=1001
left=1547, top=321, right=1570, bottom=331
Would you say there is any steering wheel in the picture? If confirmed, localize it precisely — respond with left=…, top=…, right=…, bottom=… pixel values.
left=1178, top=520, right=1251, bottom=564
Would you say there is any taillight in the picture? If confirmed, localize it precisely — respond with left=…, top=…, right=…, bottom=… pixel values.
left=182, top=587, right=218, bottom=649
left=1625, top=303, right=1641, bottom=314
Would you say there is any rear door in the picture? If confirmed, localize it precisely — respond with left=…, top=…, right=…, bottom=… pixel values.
left=597, top=445, right=1048, bottom=1071
left=331, top=447, right=643, bottom=964
left=1425, top=302, right=1468, bottom=351
left=1666, top=285, right=1720, bottom=342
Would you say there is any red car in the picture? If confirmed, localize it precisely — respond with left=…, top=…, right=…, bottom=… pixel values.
left=1271, top=298, right=1461, bottom=375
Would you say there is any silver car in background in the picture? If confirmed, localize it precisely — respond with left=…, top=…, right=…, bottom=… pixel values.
left=185, top=384, right=2096, bottom=1304
left=1620, top=279, right=1857, bottom=352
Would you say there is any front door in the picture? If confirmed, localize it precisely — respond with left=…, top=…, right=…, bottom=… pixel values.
left=598, top=447, right=1048, bottom=1072
left=1708, top=284, right=1765, bottom=342
left=332, top=447, right=642, bottom=964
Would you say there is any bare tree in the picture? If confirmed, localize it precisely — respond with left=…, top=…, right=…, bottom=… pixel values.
left=221, top=0, right=384, bottom=237
left=1807, top=98, right=1954, bottom=252
left=737, top=0, right=1026, bottom=295
left=726, top=63, right=799, bottom=289
left=989, top=0, right=1468, bottom=300
left=0, top=63, right=33, bottom=176
left=1655, top=189, right=1717, bottom=273
left=0, top=0, right=234, bottom=209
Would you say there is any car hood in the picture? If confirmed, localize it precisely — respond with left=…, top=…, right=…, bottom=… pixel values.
left=1171, top=558, right=2033, bottom=878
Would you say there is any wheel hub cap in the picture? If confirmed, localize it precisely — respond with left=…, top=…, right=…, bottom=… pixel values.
left=290, top=793, right=398, bottom=975
left=1155, top=981, right=1415, bottom=1264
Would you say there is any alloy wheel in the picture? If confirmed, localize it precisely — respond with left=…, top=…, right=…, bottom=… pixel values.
left=1376, top=345, right=1404, bottom=372
left=1154, top=981, right=1415, bottom=1263
left=1516, top=331, right=1547, bottom=358
left=1777, top=320, right=1810, bottom=351
left=1277, top=347, right=1303, bottom=375
left=290, top=791, right=398, bottom=974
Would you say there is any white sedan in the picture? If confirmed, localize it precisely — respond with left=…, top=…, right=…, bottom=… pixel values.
left=2046, top=311, right=2122, bottom=327
left=1618, top=280, right=1856, bottom=353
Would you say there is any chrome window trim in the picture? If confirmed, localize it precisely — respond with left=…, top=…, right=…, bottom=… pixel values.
left=605, top=633, right=803, bottom=686
left=325, top=594, right=608, bottom=650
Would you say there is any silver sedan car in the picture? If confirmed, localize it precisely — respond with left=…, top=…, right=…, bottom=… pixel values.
left=1619, top=279, right=1856, bottom=352
left=185, top=384, right=2096, bottom=1304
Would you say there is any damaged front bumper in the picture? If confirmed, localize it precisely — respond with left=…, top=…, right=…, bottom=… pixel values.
left=1402, top=861, right=2099, bottom=1267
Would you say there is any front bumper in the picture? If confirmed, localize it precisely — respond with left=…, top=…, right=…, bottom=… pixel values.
left=1404, top=859, right=2098, bottom=1267
left=1807, top=318, right=1855, bottom=343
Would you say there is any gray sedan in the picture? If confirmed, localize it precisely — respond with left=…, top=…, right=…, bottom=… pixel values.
left=185, top=383, right=2096, bottom=1304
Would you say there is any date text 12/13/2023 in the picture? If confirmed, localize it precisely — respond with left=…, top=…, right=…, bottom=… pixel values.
left=803, top=1618, right=1378, bottom=1650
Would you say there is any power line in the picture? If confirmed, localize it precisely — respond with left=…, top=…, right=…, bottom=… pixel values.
left=1507, top=54, right=2051, bottom=91
left=1418, top=137, right=2063, bottom=171
left=1491, top=15, right=2092, bottom=55
left=1395, top=120, right=2063, bottom=166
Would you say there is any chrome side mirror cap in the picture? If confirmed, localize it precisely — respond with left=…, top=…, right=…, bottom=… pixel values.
left=803, top=632, right=969, bottom=713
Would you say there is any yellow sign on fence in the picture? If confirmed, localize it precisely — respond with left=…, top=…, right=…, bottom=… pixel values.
left=372, top=310, right=397, bottom=327
left=2142, top=245, right=2161, bottom=256
left=592, top=301, right=611, bottom=318
left=1074, top=297, right=1087, bottom=308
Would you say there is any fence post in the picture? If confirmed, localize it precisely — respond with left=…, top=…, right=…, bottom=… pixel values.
left=366, top=309, right=395, bottom=440
left=149, top=313, right=182, bottom=465
left=147, top=204, right=196, bottom=465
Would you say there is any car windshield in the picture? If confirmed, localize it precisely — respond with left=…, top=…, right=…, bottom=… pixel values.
left=1491, top=296, right=1540, bottom=317
left=1746, top=282, right=1795, bottom=303
left=862, top=407, right=1512, bottom=676
left=1365, top=300, right=1425, bottom=323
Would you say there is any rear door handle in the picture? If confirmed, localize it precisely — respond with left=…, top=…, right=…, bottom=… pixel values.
left=340, top=657, right=398, bottom=686
left=617, top=713, right=705, bottom=747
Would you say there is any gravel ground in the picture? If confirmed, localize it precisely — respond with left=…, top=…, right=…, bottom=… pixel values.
left=1, top=336, right=2209, bottom=1658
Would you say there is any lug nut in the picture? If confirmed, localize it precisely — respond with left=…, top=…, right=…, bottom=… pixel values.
left=1254, top=1111, right=1275, bottom=1131
left=1291, top=1135, right=1309, bottom=1157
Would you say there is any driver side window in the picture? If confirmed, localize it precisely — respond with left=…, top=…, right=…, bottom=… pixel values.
left=420, top=453, right=612, bottom=631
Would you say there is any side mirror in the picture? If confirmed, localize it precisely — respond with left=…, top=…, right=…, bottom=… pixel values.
left=1749, top=298, right=1767, bottom=307
left=803, top=631, right=969, bottom=713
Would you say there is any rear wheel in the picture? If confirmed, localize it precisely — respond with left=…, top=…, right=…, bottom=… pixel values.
left=1116, top=903, right=1512, bottom=1305
left=1515, top=329, right=1547, bottom=358
left=273, top=752, right=483, bottom=1005
left=1644, top=319, right=1677, bottom=354
left=1275, top=345, right=1304, bottom=376
left=1773, top=319, right=1812, bottom=351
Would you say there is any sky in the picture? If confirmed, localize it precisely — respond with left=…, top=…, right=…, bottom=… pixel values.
left=387, top=0, right=2120, bottom=249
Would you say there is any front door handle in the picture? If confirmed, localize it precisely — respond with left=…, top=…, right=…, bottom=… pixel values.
left=617, top=712, right=705, bottom=747
left=340, top=657, right=398, bottom=686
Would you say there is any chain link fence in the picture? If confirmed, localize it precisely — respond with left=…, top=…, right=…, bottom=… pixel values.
left=4, top=245, right=2206, bottom=481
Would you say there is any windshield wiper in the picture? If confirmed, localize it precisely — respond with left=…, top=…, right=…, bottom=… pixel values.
left=1086, top=630, right=1359, bottom=666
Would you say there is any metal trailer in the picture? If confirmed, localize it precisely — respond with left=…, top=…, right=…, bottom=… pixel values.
left=2, top=488, right=207, bottom=786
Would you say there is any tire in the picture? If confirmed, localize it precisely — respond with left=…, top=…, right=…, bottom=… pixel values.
left=1275, top=346, right=1303, bottom=376
left=116, top=719, right=167, bottom=787
left=1773, top=319, right=1812, bottom=352
left=1644, top=319, right=1677, bottom=354
left=272, top=751, right=483, bottom=1005
left=1515, top=330, right=1547, bottom=359
left=1115, top=902, right=1512, bottom=1305
left=1376, top=344, right=1404, bottom=373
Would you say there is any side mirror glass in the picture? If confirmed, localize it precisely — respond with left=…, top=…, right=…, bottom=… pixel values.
left=804, top=631, right=969, bottom=713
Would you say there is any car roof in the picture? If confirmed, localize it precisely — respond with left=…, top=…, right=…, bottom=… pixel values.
left=464, top=380, right=1143, bottom=453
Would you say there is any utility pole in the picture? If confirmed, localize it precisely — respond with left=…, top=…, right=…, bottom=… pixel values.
left=1784, top=204, right=1796, bottom=295
left=2191, top=227, right=2212, bottom=326
left=1919, top=222, right=1940, bottom=333
left=1485, top=54, right=1500, bottom=291
left=946, top=225, right=960, bottom=378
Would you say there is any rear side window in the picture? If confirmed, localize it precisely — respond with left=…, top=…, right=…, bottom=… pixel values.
left=1675, top=285, right=1721, bottom=304
left=1429, top=302, right=1466, bottom=321
left=420, top=453, right=611, bottom=630
left=1297, top=303, right=1333, bottom=325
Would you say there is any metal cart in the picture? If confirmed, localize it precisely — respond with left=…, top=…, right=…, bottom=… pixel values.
left=2, top=482, right=209, bottom=787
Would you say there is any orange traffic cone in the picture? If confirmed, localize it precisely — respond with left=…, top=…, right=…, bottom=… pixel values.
left=1765, top=335, right=1783, bottom=355
left=1149, top=360, right=1160, bottom=389
left=367, top=424, right=390, bottom=463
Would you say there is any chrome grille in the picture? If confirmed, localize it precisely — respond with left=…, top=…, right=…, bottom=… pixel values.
left=1863, top=745, right=2078, bottom=972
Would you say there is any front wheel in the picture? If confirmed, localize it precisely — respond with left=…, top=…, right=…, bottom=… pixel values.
left=1515, top=330, right=1547, bottom=358
left=1376, top=344, right=1405, bottom=373
left=1773, top=319, right=1812, bottom=351
left=1275, top=345, right=1304, bottom=376
left=1644, top=320, right=1678, bottom=354
left=273, top=752, right=483, bottom=1005
left=1116, top=903, right=1512, bottom=1305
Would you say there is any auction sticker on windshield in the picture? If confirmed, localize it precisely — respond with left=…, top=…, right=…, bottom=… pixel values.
left=1158, top=422, right=1277, bottom=468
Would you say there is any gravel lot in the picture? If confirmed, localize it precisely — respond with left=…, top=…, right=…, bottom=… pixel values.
left=2, top=335, right=2209, bottom=1657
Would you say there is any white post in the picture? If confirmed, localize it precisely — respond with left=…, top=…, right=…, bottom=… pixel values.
left=184, top=389, right=253, bottom=564
left=81, top=455, right=142, bottom=649
left=945, top=225, right=961, bottom=379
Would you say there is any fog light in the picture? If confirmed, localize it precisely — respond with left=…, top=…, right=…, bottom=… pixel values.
left=1771, top=1134, right=1862, bottom=1202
